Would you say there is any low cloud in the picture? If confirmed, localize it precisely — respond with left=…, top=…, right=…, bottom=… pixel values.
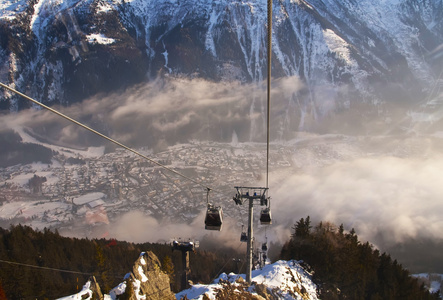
left=86, top=210, right=251, bottom=252
left=1, top=76, right=305, bottom=148
left=107, top=211, right=207, bottom=244
left=271, top=152, right=443, bottom=248
left=3, top=76, right=443, bottom=259
left=83, top=136, right=443, bottom=254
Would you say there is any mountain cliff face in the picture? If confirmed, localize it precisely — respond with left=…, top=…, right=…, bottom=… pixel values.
left=0, top=0, right=442, bottom=132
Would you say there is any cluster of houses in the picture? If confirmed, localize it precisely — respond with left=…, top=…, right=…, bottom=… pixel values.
left=0, top=141, right=292, bottom=229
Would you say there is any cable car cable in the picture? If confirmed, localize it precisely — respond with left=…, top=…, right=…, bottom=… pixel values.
left=0, top=258, right=181, bottom=297
left=266, top=0, right=272, bottom=190
left=0, top=259, right=119, bottom=278
left=0, top=82, right=216, bottom=194
left=209, top=241, right=244, bottom=283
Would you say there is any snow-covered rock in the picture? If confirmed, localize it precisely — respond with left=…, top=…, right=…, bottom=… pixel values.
left=57, top=257, right=317, bottom=300
left=57, top=276, right=103, bottom=300
left=57, top=251, right=175, bottom=300
left=176, top=260, right=319, bottom=300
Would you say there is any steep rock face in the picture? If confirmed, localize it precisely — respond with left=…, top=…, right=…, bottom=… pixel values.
left=0, top=0, right=442, bottom=132
left=0, top=0, right=149, bottom=109
left=88, top=276, right=104, bottom=300
left=122, top=251, right=176, bottom=300
left=58, top=251, right=175, bottom=300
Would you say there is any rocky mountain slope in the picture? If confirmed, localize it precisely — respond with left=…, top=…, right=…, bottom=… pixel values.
left=0, top=0, right=442, bottom=128
left=58, top=252, right=318, bottom=300
left=175, top=260, right=318, bottom=300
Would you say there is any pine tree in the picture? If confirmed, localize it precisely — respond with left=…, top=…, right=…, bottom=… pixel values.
left=94, top=244, right=111, bottom=292
left=280, top=220, right=439, bottom=300
left=338, top=224, right=344, bottom=236
left=161, top=255, right=175, bottom=287
left=292, top=216, right=311, bottom=238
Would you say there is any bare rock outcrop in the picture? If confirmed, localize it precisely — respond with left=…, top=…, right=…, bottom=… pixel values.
left=88, top=276, right=104, bottom=300
left=117, top=251, right=175, bottom=300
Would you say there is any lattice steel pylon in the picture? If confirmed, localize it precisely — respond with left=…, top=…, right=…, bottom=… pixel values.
left=233, top=187, right=270, bottom=284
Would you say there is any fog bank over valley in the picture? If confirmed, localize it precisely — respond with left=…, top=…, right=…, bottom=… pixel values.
left=1, top=77, right=443, bottom=272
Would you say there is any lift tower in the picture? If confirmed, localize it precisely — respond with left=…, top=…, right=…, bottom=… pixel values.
left=172, top=240, right=197, bottom=291
left=233, top=187, right=270, bottom=284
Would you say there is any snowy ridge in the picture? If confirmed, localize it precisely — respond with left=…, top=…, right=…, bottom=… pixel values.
left=58, top=281, right=94, bottom=300
left=0, top=0, right=442, bottom=132
left=175, top=260, right=319, bottom=300
left=56, top=260, right=318, bottom=300
left=311, top=0, right=437, bottom=84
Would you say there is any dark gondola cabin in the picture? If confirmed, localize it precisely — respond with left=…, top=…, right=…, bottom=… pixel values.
left=205, top=204, right=223, bottom=230
left=262, top=242, right=268, bottom=251
left=260, top=208, right=272, bottom=225
left=240, top=232, right=248, bottom=242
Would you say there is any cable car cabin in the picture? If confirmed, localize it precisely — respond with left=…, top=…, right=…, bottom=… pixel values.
left=240, top=232, right=248, bottom=242
left=205, top=204, right=223, bottom=231
left=260, top=208, right=272, bottom=225
left=260, top=195, right=268, bottom=206
left=172, top=240, right=195, bottom=252
left=262, top=242, right=268, bottom=251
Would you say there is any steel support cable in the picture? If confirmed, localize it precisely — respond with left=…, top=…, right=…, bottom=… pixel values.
left=0, top=259, right=94, bottom=276
left=238, top=257, right=246, bottom=278
left=210, top=241, right=244, bottom=283
left=0, top=82, right=215, bottom=194
left=0, top=258, right=176, bottom=298
left=266, top=0, right=272, bottom=190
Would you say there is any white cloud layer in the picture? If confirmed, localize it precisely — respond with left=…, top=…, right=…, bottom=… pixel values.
left=3, top=76, right=443, bottom=255
left=271, top=154, right=443, bottom=248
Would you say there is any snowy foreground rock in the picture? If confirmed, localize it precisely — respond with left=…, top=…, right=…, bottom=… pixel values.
left=58, top=255, right=318, bottom=300
left=58, top=251, right=175, bottom=300
left=175, top=260, right=318, bottom=300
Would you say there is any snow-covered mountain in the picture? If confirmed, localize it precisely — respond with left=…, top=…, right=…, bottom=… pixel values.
left=0, top=0, right=442, bottom=130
